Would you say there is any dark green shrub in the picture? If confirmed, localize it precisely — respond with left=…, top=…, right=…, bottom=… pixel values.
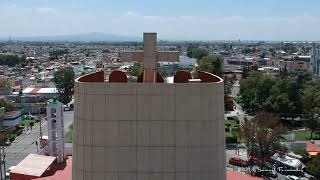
left=226, top=136, right=237, bottom=144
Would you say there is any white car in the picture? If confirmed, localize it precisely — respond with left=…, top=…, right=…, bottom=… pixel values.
left=286, top=175, right=300, bottom=180
left=63, top=105, right=70, bottom=111
left=25, top=115, right=35, bottom=120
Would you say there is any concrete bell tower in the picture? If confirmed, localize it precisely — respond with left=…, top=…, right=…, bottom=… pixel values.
left=46, top=98, right=65, bottom=163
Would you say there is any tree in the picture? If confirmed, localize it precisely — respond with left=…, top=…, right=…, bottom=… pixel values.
left=292, top=70, right=312, bottom=88
left=128, top=63, right=143, bottom=77
left=174, top=64, right=192, bottom=73
left=53, top=67, right=75, bottom=104
left=293, top=149, right=310, bottom=164
left=306, top=155, right=320, bottom=179
left=240, top=70, right=313, bottom=116
left=224, top=75, right=236, bottom=100
left=49, top=49, right=69, bottom=60
left=240, top=113, right=287, bottom=168
left=224, top=75, right=236, bottom=111
left=263, top=79, right=294, bottom=118
left=282, top=43, right=297, bottom=54
left=0, top=98, right=18, bottom=111
left=198, top=55, right=223, bottom=77
left=0, top=54, right=28, bottom=67
left=187, top=47, right=209, bottom=62
left=241, top=47, right=257, bottom=54
left=241, top=65, right=251, bottom=79
left=301, top=81, right=320, bottom=139
left=240, top=72, right=277, bottom=114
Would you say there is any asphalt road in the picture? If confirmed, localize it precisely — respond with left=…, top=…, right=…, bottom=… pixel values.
left=4, top=111, right=74, bottom=171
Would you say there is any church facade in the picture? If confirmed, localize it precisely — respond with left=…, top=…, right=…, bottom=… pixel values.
left=73, top=33, right=226, bottom=180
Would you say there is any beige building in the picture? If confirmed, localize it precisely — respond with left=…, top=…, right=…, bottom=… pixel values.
left=73, top=33, right=225, bottom=180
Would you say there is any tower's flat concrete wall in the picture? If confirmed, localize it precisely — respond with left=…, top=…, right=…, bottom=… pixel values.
left=73, top=81, right=225, bottom=180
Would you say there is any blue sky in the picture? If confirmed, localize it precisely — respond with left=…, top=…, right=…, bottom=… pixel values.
left=1, top=0, right=320, bottom=40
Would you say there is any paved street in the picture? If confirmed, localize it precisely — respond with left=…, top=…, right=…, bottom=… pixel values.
left=4, top=111, right=74, bottom=171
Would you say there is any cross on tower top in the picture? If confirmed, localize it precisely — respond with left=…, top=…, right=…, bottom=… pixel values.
left=120, top=33, right=180, bottom=83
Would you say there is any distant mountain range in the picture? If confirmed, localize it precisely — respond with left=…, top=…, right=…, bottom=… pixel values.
left=0, top=32, right=142, bottom=42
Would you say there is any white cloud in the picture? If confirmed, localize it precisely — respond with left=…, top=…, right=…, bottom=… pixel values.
left=125, top=11, right=138, bottom=16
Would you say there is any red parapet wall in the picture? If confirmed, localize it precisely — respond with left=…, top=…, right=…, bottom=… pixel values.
left=77, top=70, right=221, bottom=84
left=109, top=71, right=128, bottom=83
left=197, top=71, right=222, bottom=83
left=78, top=71, right=104, bottom=82
left=174, top=71, right=192, bottom=83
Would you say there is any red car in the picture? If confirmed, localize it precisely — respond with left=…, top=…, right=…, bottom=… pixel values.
left=248, top=156, right=258, bottom=165
left=229, top=157, right=249, bottom=167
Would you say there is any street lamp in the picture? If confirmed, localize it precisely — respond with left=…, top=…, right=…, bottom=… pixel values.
left=0, top=145, right=6, bottom=180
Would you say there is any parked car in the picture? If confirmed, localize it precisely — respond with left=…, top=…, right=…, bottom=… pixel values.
left=64, top=105, right=70, bottom=111
left=265, top=169, right=278, bottom=178
left=0, top=140, right=11, bottom=146
left=229, top=157, right=249, bottom=167
left=286, top=175, right=300, bottom=180
left=248, top=156, right=258, bottom=165
left=25, top=115, right=35, bottom=120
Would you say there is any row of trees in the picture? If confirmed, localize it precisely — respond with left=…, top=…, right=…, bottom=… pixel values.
left=49, top=49, right=69, bottom=60
left=187, top=47, right=209, bottom=62
left=0, top=98, right=18, bottom=111
left=240, top=70, right=315, bottom=116
left=240, top=70, right=320, bottom=138
left=0, top=54, right=28, bottom=67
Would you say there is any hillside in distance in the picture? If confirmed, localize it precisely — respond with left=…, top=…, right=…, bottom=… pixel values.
left=1, top=32, right=141, bottom=42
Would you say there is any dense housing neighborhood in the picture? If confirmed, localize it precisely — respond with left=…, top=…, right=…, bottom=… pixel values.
left=0, top=34, right=319, bottom=180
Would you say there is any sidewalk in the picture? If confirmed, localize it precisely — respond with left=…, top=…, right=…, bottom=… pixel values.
left=13, top=120, right=46, bottom=143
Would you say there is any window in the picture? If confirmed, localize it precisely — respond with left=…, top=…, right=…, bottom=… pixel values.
left=50, top=108, right=57, bottom=118
left=52, top=119, right=57, bottom=129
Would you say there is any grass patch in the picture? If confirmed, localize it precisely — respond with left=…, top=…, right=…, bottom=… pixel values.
left=65, top=124, right=73, bottom=143
left=65, top=130, right=73, bottom=143
left=294, top=130, right=320, bottom=141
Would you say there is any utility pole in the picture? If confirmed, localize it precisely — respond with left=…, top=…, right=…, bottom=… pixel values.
left=2, top=146, right=5, bottom=180
left=0, top=144, right=5, bottom=180
left=0, top=146, right=2, bottom=180
left=0, top=131, right=7, bottom=180
left=39, top=105, right=42, bottom=142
